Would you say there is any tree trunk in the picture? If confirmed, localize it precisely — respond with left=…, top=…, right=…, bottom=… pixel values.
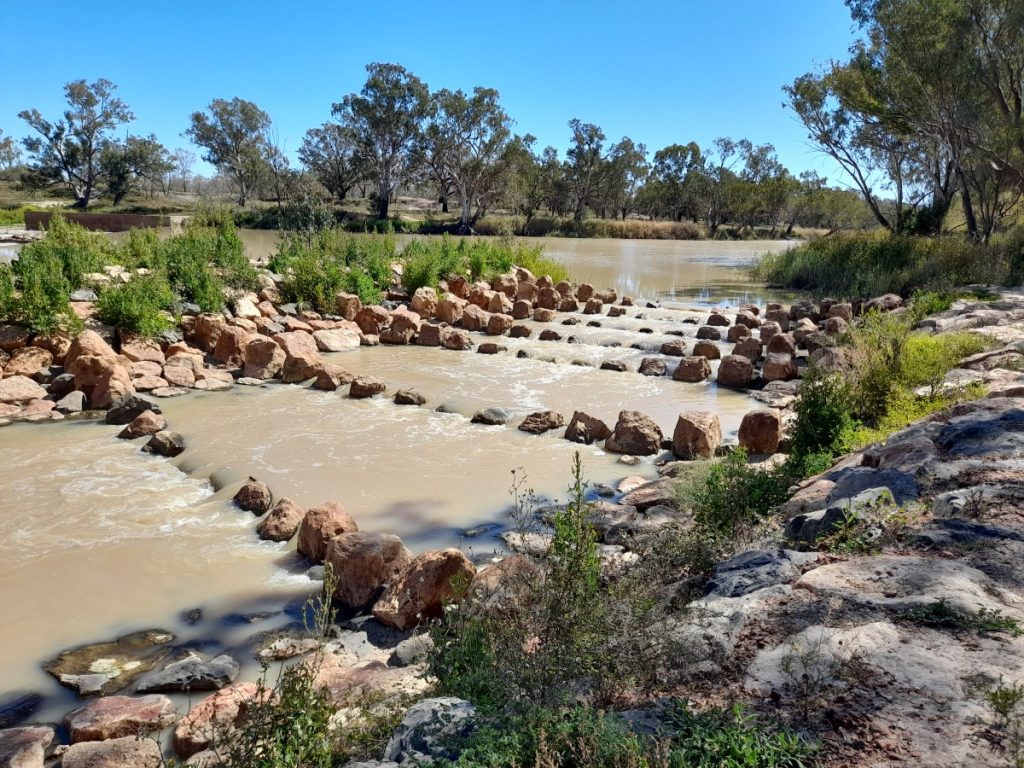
left=957, top=169, right=979, bottom=241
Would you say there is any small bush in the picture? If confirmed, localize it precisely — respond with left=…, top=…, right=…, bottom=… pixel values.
left=900, top=331, right=989, bottom=395
left=898, top=598, right=1022, bottom=636
left=0, top=204, right=43, bottom=227
left=788, top=365, right=856, bottom=470
left=95, top=274, right=176, bottom=337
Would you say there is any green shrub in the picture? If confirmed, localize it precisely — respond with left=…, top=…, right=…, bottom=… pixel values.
left=401, top=235, right=464, bottom=293
left=850, top=383, right=986, bottom=448
left=95, top=274, right=175, bottom=337
left=900, top=331, right=989, bottom=394
left=754, top=231, right=1016, bottom=299
left=898, top=598, right=1022, bottom=636
left=19, top=212, right=110, bottom=290
left=788, top=365, right=856, bottom=470
left=677, top=450, right=792, bottom=539
left=0, top=204, right=43, bottom=227
left=844, top=311, right=910, bottom=424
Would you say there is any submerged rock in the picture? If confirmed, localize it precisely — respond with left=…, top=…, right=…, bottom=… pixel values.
left=137, top=653, right=239, bottom=693
left=43, top=629, right=175, bottom=696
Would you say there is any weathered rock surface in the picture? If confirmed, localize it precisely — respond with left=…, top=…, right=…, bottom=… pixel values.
left=738, top=409, right=783, bottom=454
left=44, top=630, right=175, bottom=696
left=172, top=682, right=261, bottom=759
left=62, top=735, right=163, bottom=768
left=383, top=698, right=477, bottom=765
left=605, top=410, right=663, bottom=456
left=137, top=653, right=239, bottom=694
left=518, top=410, right=564, bottom=434
left=564, top=410, right=611, bottom=444
left=64, top=694, right=177, bottom=743
left=233, top=478, right=272, bottom=514
left=256, top=498, right=305, bottom=542
left=373, top=549, right=476, bottom=630
left=0, top=726, right=53, bottom=768
left=326, top=532, right=413, bottom=611
left=297, top=502, right=359, bottom=564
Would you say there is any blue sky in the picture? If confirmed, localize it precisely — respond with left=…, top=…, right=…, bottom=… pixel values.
left=0, top=0, right=858, bottom=181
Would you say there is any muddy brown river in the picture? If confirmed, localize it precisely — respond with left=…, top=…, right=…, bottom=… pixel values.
left=0, top=235, right=794, bottom=711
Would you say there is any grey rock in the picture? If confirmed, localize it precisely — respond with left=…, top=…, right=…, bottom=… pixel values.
left=48, top=373, right=77, bottom=398
left=137, top=652, right=239, bottom=693
left=911, top=518, right=1024, bottom=547
left=70, top=289, right=98, bottom=302
left=704, top=550, right=806, bottom=598
left=55, top=390, right=87, bottom=414
left=390, top=634, right=435, bottom=668
left=384, top=697, right=477, bottom=764
left=786, top=487, right=894, bottom=545
left=105, top=394, right=160, bottom=425
left=936, top=407, right=1024, bottom=458
left=470, top=407, right=512, bottom=426
left=143, top=431, right=185, bottom=457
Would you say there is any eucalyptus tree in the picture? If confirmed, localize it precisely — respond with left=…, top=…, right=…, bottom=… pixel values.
left=565, top=119, right=607, bottom=222
left=333, top=63, right=431, bottom=219
left=18, top=78, right=134, bottom=208
left=101, top=134, right=174, bottom=204
left=649, top=142, right=705, bottom=221
left=600, top=138, right=648, bottom=220
left=0, top=130, right=21, bottom=171
left=185, top=98, right=272, bottom=206
left=425, top=86, right=516, bottom=229
left=299, top=123, right=366, bottom=204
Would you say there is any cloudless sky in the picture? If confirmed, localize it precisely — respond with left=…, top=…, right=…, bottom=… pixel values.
left=0, top=0, right=859, bottom=181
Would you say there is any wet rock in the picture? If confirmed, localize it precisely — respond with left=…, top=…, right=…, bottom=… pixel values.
left=242, top=337, right=285, bottom=380
left=638, top=357, right=666, bottom=376
left=0, top=725, right=52, bottom=767
left=256, top=498, right=305, bottom=542
left=0, top=693, right=44, bottom=729
left=383, top=698, right=477, bottom=764
left=509, top=324, right=531, bottom=338
left=605, top=410, right=663, bottom=456
left=600, top=360, right=628, bottom=372
left=692, top=340, right=720, bottom=360
left=44, top=629, right=175, bottom=696
left=173, top=682, right=262, bottom=759
left=738, top=409, right=783, bottom=454
left=64, top=694, right=177, bottom=743
left=476, top=342, right=505, bottom=354
left=274, top=331, right=324, bottom=383
left=234, top=478, right=272, bottom=514
left=0, top=376, right=47, bottom=405
left=583, top=297, right=603, bottom=314
left=443, top=329, right=472, bottom=350
left=672, top=411, right=722, bottom=459
left=717, top=355, right=753, bottom=388
left=349, top=376, right=386, bottom=399
left=326, top=532, right=413, bottom=611
left=471, top=407, right=512, bottom=426
left=732, top=337, right=763, bottom=362
left=55, top=390, right=88, bottom=414
left=373, top=549, right=476, bottom=631
left=704, top=549, right=809, bottom=598
left=105, top=394, right=160, bottom=426
left=137, top=653, right=239, bottom=695
left=394, top=389, right=426, bottom=406
left=538, top=329, right=562, bottom=342
left=518, top=410, right=564, bottom=434
left=116, top=410, right=167, bottom=440
left=62, top=735, right=163, bottom=768
left=659, top=339, right=687, bottom=357
left=673, top=356, right=711, bottom=382
left=312, top=363, right=354, bottom=391
left=143, top=431, right=185, bottom=458
left=696, top=325, right=722, bottom=340
left=297, top=502, right=359, bottom=564
left=564, top=411, right=611, bottom=444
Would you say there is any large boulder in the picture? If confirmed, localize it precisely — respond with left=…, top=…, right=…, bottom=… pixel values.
left=69, top=356, right=133, bottom=409
left=461, top=305, right=490, bottom=332
left=864, top=293, right=904, bottom=313
left=42, top=629, right=175, bottom=697
left=762, top=353, right=798, bottom=383
left=380, top=311, right=421, bottom=345
left=62, top=735, right=163, bottom=768
left=738, top=410, right=783, bottom=454
left=518, top=410, right=564, bottom=435
left=64, top=694, right=177, bottom=743
left=191, top=314, right=226, bottom=352
left=435, top=294, right=465, bottom=325
left=0, top=376, right=47, bottom=405
left=335, top=292, right=363, bottom=321
left=692, top=340, right=721, bottom=360
left=273, top=332, right=323, bottom=383
left=349, top=376, right=386, bottom=398
left=211, top=327, right=253, bottom=367
left=64, top=330, right=115, bottom=367
left=564, top=411, right=611, bottom=444
left=117, top=410, right=167, bottom=440
left=137, top=653, right=239, bottom=694
left=660, top=339, right=687, bottom=357
left=383, top=698, right=477, bottom=765
left=296, top=502, right=359, bottom=564
left=0, top=726, right=53, bottom=768
left=312, top=327, right=360, bottom=353
left=373, top=549, right=476, bottom=630
left=673, top=356, right=711, bottom=383
left=256, top=498, right=305, bottom=542
left=410, top=287, right=438, bottom=317
left=487, top=292, right=513, bottom=315
left=2, top=346, right=52, bottom=378
left=172, top=682, right=261, bottom=759
left=717, top=355, right=754, bottom=388
left=443, top=329, right=473, bottom=351
left=672, top=411, right=722, bottom=459
left=638, top=357, right=667, bottom=377
left=485, top=313, right=514, bottom=336
left=0, top=324, right=30, bottom=354
left=415, top=323, right=448, bottom=347
left=604, top=410, right=663, bottom=456
left=243, top=337, right=285, bottom=380
left=325, top=532, right=413, bottom=611
left=233, top=479, right=272, bottom=514
left=732, top=337, right=763, bottom=362
left=355, top=306, right=391, bottom=336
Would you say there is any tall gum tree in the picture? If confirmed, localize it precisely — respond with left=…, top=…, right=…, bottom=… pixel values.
left=185, top=98, right=272, bottom=206
left=18, top=78, right=134, bottom=208
left=333, top=63, right=431, bottom=220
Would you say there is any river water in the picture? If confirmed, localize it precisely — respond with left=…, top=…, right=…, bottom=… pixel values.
left=0, top=234, right=794, bottom=712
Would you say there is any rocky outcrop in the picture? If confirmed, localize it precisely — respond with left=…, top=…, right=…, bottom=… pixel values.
left=383, top=698, right=477, bottom=765
left=137, top=653, right=239, bottom=693
left=64, top=694, right=177, bottom=743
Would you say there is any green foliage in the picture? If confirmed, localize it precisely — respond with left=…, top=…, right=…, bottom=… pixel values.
left=431, top=454, right=658, bottom=714
left=900, top=331, right=988, bottom=394
left=0, top=204, right=42, bottom=226
left=399, top=235, right=565, bottom=293
left=754, top=232, right=1018, bottom=299
left=271, top=228, right=393, bottom=310
left=401, top=235, right=465, bottom=293
left=898, top=598, right=1023, bottom=637
left=788, top=365, right=856, bottom=471
left=441, top=703, right=817, bottom=768
left=677, top=449, right=792, bottom=539
left=95, top=274, right=175, bottom=338
left=844, top=310, right=911, bottom=424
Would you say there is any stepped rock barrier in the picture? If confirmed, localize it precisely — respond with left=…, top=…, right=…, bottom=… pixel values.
left=25, top=211, right=172, bottom=232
